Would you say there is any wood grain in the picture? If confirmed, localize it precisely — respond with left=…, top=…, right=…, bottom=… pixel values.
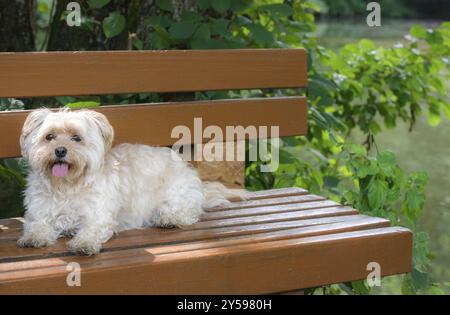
left=0, top=97, right=307, bottom=158
left=0, top=216, right=389, bottom=271
left=0, top=215, right=361, bottom=263
left=0, top=49, right=307, bottom=98
left=0, top=227, right=412, bottom=294
left=0, top=187, right=413, bottom=294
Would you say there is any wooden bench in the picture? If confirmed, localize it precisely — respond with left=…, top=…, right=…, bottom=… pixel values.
left=0, top=49, right=412, bottom=294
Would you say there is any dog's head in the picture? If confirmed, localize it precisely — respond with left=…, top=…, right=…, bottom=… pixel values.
left=20, top=108, right=114, bottom=181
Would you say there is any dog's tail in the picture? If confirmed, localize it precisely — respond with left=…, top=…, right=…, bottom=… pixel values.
left=202, top=181, right=247, bottom=209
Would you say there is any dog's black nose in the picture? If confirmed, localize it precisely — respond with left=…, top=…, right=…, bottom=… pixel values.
left=55, top=147, right=67, bottom=158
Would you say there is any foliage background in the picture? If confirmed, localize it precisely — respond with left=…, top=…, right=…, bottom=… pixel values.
left=0, top=0, right=449, bottom=294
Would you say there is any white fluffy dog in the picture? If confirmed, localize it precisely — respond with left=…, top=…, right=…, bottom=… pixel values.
left=18, top=108, right=244, bottom=255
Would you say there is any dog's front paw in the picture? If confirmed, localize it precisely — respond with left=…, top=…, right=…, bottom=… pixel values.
left=67, top=238, right=102, bottom=256
left=17, top=234, right=55, bottom=248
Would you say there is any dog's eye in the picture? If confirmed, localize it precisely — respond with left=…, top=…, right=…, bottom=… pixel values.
left=71, top=135, right=82, bottom=142
left=45, top=134, right=55, bottom=141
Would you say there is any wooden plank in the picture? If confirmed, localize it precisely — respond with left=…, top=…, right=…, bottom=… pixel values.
left=0, top=96, right=307, bottom=159
left=186, top=206, right=358, bottom=230
left=0, top=214, right=362, bottom=262
left=106, top=216, right=392, bottom=256
left=0, top=227, right=412, bottom=294
left=0, top=216, right=389, bottom=272
left=0, top=49, right=307, bottom=98
left=206, top=192, right=324, bottom=211
left=201, top=200, right=340, bottom=221
left=0, top=187, right=308, bottom=228
left=0, top=196, right=339, bottom=241
left=242, top=187, right=308, bottom=200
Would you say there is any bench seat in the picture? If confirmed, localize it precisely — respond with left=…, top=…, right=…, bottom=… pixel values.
left=0, top=187, right=412, bottom=294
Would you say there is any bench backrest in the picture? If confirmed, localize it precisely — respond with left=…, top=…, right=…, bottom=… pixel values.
left=0, top=49, right=307, bottom=159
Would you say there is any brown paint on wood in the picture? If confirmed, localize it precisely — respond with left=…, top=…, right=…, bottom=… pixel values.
left=206, top=193, right=324, bottom=212
left=0, top=216, right=389, bottom=271
left=201, top=200, right=340, bottom=221
left=0, top=97, right=307, bottom=159
left=184, top=206, right=358, bottom=231
left=0, top=211, right=362, bottom=262
left=241, top=187, right=308, bottom=200
left=0, top=227, right=412, bottom=294
left=0, top=49, right=307, bottom=98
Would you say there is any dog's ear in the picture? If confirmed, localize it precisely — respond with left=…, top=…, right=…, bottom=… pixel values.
left=83, top=110, right=114, bottom=152
left=20, top=108, right=51, bottom=157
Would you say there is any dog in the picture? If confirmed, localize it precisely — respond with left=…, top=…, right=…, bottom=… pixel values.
left=17, top=108, right=245, bottom=255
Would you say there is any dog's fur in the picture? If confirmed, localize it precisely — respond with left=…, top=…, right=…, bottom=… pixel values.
left=18, top=108, right=245, bottom=255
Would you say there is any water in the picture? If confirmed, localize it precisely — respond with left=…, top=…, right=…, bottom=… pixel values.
left=316, top=18, right=450, bottom=293
left=316, top=18, right=441, bottom=49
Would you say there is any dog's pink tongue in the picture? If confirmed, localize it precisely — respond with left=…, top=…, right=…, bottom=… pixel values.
left=52, top=163, right=69, bottom=178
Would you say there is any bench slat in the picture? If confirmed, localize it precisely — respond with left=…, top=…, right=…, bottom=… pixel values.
left=0, top=200, right=346, bottom=242
left=201, top=200, right=340, bottom=221
left=0, top=96, right=307, bottom=159
left=206, top=192, right=323, bottom=211
left=0, top=49, right=307, bottom=98
left=242, top=187, right=308, bottom=200
left=0, top=227, right=412, bottom=294
left=0, top=213, right=361, bottom=263
left=118, top=216, right=391, bottom=256
left=0, top=216, right=389, bottom=273
left=0, top=97, right=307, bottom=158
left=186, top=206, right=357, bottom=231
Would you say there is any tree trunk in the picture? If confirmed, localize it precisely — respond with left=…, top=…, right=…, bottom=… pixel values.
left=0, top=0, right=35, bottom=51
left=47, top=0, right=100, bottom=51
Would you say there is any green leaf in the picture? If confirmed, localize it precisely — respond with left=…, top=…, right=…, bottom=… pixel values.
left=351, top=280, right=370, bottom=295
left=413, top=232, right=431, bottom=271
left=357, top=160, right=379, bottom=178
left=308, top=75, right=336, bottom=106
left=410, top=267, right=430, bottom=291
left=55, top=96, right=76, bottom=105
left=102, top=11, right=126, bottom=38
left=193, top=24, right=211, bottom=41
left=65, top=101, right=100, bottom=109
left=197, top=0, right=211, bottom=10
left=259, top=3, right=293, bottom=18
left=358, top=39, right=376, bottom=52
left=180, top=11, right=201, bottom=24
left=149, top=27, right=173, bottom=49
left=37, top=2, right=50, bottom=13
left=230, top=0, right=252, bottom=12
left=247, top=23, right=274, bottom=46
left=210, top=0, right=231, bottom=14
left=169, top=20, right=196, bottom=39
left=404, top=190, right=425, bottom=222
left=156, top=0, right=173, bottom=12
left=368, top=180, right=387, bottom=210
left=88, top=0, right=111, bottom=9
left=145, top=15, right=172, bottom=28
left=428, top=106, right=441, bottom=126
left=348, top=144, right=366, bottom=156
left=410, top=25, right=427, bottom=39
left=378, top=151, right=396, bottom=175
left=132, top=36, right=143, bottom=50
left=210, top=19, right=230, bottom=36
